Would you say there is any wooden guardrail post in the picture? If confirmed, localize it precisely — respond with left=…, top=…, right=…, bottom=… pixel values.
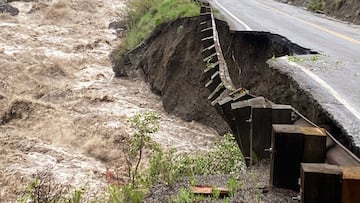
left=217, top=93, right=253, bottom=135
left=230, top=99, right=294, bottom=163
left=300, top=163, right=342, bottom=203
left=341, top=167, right=360, bottom=203
left=231, top=99, right=253, bottom=164
left=271, top=104, right=293, bottom=124
left=252, top=102, right=272, bottom=159
left=270, top=125, right=327, bottom=191
left=231, top=97, right=266, bottom=165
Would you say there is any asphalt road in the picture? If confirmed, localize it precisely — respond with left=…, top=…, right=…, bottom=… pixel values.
left=209, top=0, right=360, bottom=145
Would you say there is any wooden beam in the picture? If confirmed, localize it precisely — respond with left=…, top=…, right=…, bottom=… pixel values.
left=231, top=97, right=266, bottom=165
left=300, top=163, right=342, bottom=203
left=252, top=102, right=272, bottom=159
left=271, top=104, right=293, bottom=124
left=270, top=125, right=327, bottom=191
left=342, top=167, right=360, bottom=203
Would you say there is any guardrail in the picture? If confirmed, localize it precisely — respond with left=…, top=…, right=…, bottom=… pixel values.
left=198, top=2, right=360, bottom=202
left=199, top=4, right=235, bottom=104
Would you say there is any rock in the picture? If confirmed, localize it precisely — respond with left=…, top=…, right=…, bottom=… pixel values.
left=0, top=3, right=19, bottom=16
left=108, top=21, right=119, bottom=29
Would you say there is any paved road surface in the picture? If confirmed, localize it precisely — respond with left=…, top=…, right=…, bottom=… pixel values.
left=209, top=0, right=360, bottom=145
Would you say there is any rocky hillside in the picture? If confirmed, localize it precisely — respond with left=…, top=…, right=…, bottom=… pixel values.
left=281, top=0, right=360, bottom=24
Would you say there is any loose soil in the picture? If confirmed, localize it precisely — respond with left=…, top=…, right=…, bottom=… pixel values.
left=144, top=161, right=298, bottom=203
left=0, top=0, right=219, bottom=201
left=112, top=17, right=231, bottom=135
left=112, top=16, right=301, bottom=202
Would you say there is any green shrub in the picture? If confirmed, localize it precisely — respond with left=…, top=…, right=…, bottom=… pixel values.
left=227, top=175, right=242, bottom=197
left=307, top=0, right=325, bottom=11
left=106, top=184, right=144, bottom=203
left=147, top=148, right=178, bottom=186
left=124, top=111, right=160, bottom=185
left=18, top=113, right=244, bottom=202
left=173, top=133, right=244, bottom=176
left=171, top=187, right=195, bottom=203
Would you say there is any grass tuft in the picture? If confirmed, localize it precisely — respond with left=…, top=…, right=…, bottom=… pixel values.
left=112, top=0, right=200, bottom=59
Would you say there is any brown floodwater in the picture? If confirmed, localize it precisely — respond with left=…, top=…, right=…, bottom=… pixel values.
left=0, top=0, right=218, bottom=201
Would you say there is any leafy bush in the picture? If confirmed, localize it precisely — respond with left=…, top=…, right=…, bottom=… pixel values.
left=173, top=133, right=245, bottom=176
left=147, top=148, right=179, bottom=186
left=307, top=0, right=325, bottom=11
left=170, top=187, right=196, bottom=203
left=106, top=184, right=144, bottom=203
left=227, top=175, right=242, bottom=197
left=124, top=111, right=160, bottom=185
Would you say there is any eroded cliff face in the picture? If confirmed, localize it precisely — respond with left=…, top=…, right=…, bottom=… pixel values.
left=217, top=21, right=359, bottom=156
left=111, top=16, right=314, bottom=136
left=112, top=15, right=359, bottom=156
left=112, top=17, right=231, bottom=135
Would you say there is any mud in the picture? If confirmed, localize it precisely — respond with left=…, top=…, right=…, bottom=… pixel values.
left=112, top=16, right=318, bottom=138
left=113, top=17, right=231, bottom=135
left=0, top=1, right=219, bottom=201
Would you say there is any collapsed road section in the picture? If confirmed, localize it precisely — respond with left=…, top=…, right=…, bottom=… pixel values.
left=112, top=2, right=360, bottom=202
left=199, top=3, right=360, bottom=202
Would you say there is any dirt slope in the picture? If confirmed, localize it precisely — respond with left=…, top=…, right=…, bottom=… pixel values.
left=113, top=17, right=231, bottom=135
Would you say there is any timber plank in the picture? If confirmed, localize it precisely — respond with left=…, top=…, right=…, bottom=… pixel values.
left=300, top=163, right=342, bottom=203
left=271, top=125, right=327, bottom=191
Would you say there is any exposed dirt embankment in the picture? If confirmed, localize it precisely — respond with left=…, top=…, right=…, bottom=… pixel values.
left=216, top=21, right=315, bottom=89
left=281, top=0, right=360, bottom=24
left=113, top=14, right=360, bottom=156
left=113, top=17, right=231, bottom=135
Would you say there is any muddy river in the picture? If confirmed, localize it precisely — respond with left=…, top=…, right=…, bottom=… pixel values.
left=0, top=0, right=218, bottom=201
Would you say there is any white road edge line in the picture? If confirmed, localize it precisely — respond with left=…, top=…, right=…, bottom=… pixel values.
left=287, top=60, right=360, bottom=121
left=212, top=0, right=360, bottom=121
left=212, top=0, right=252, bottom=31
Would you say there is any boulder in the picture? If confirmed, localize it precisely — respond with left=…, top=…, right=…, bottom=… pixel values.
left=0, top=3, right=19, bottom=16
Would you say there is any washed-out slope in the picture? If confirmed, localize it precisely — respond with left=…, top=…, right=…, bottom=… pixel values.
left=113, top=17, right=231, bottom=135
left=113, top=13, right=360, bottom=156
